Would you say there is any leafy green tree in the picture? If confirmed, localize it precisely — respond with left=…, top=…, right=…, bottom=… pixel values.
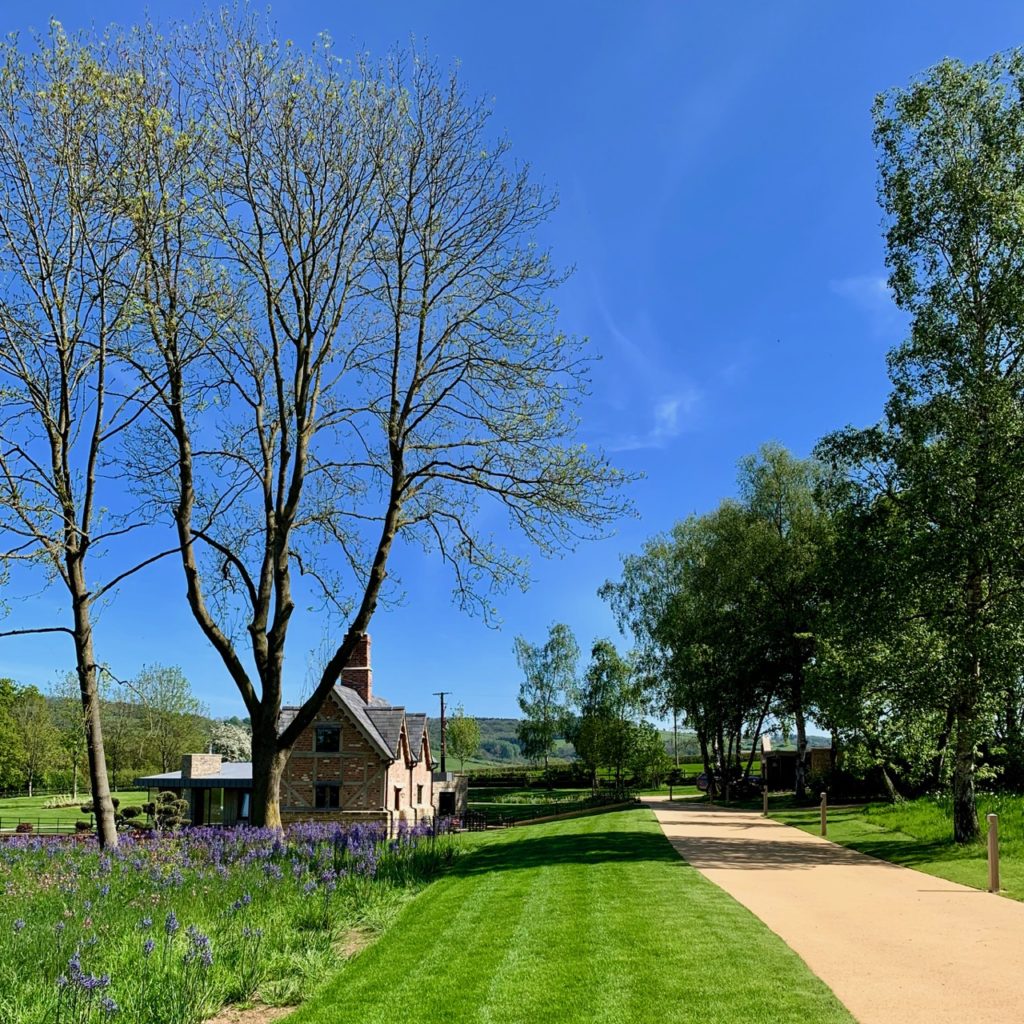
left=736, top=445, right=834, bottom=799
left=445, top=706, right=481, bottom=772
left=573, top=639, right=643, bottom=785
left=515, top=624, right=580, bottom=768
left=10, top=686, right=58, bottom=796
left=0, top=677, right=24, bottom=790
left=49, top=673, right=89, bottom=799
left=821, top=50, right=1024, bottom=841
left=100, top=694, right=149, bottom=792
left=129, top=666, right=208, bottom=773
left=603, top=446, right=833, bottom=800
left=629, top=722, right=672, bottom=787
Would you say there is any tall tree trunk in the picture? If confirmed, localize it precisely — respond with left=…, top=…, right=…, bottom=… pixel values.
left=953, top=565, right=983, bottom=844
left=952, top=693, right=981, bottom=844
left=793, top=703, right=808, bottom=802
left=251, top=737, right=289, bottom=831
left=70, top=576, right=118, bottom=849
left=744, top=696, right=772, bottom=779
left=880, top=764, right=902, bottom=803
left=698, top=727, right=716, bottom=799
left=928, top=703, right=956, bottom=790
left=249, top=707, right=288, bottom=829
left=72, top=761, right=78, bottom=801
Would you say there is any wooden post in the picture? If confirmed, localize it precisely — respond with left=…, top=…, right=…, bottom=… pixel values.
left=762, top=786, right=768, bottom=817
left=988, top=813, right=1000, bottom=894
left=820, top=792, right=827, bottom=837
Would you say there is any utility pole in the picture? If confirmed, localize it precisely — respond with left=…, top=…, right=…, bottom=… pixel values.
left=433, top=691, right=451, bottom=773
left=673, top=707, right=679, bottom=768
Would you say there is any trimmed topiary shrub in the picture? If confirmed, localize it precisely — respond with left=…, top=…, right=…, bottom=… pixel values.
left=153, top=791, right=189, bottom=832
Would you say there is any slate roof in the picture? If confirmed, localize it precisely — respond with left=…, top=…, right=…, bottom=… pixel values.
left=365, top=706, right=406, bottom=758
left=405, top=714, right=428, bottom=762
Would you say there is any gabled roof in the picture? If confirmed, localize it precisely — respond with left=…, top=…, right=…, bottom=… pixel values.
left=365, top=706, right=405, bottom=758
left=405, top=713, right=428, bottom=763
left=278, top=688, right=430, bottom=764
left=332, top=686, right=394, bottom=760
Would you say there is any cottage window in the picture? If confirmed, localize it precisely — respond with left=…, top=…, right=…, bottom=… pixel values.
left=394, top=786, right=401, bottom=811
left=315, top=783, right=340, bottom=809
left=417, top=784, right=424, bottom=804
left=315, top=725, right=341, bottom=753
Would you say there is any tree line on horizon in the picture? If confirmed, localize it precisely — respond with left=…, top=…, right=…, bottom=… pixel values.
left=0, top=666, right=251, bottom=798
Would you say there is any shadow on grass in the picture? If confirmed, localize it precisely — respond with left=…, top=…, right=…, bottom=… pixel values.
left=453, top=827, right=682, bottom=876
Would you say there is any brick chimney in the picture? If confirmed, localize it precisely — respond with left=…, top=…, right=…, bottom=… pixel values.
left=340, top=633, right=372, bottom=704
left=182, top=753, right=222, bottom=778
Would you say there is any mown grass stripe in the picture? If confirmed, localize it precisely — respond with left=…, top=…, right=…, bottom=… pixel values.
left=287, top=809, right=853, bottom=1024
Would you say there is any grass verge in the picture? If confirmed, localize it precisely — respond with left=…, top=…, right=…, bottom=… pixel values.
left=287, top=808, right=853, bottom=1024
left=767, top=793, right=1024, bottom=900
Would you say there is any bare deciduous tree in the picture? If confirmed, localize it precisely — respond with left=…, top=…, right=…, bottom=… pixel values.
left=20, top=16, right=631, bottom=829
left=0, top=26, right=175, bottom=846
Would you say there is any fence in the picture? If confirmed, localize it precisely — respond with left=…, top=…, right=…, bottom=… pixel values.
left=0, top=815, right=92, bottom=835
left=0, top=786, right=88, bottom=801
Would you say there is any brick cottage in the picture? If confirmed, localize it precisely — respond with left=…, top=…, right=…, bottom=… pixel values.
left=136, top=634, right=440, bottom=830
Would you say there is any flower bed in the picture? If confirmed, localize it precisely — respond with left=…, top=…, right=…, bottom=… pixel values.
left=0, top=820, right=456, bottom=1024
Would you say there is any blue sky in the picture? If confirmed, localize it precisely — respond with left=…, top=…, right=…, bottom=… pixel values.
left=3, top=1, right=1024, bottom=720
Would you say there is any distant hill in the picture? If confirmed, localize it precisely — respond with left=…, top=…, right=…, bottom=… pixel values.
left=427, top=717, right=530, bottom=764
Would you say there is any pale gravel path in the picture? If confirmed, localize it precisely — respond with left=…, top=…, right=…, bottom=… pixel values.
left=645, top=796, right=1024, bottom=1024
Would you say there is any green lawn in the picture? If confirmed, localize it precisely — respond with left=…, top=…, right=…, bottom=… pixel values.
left=0, top=790, right=148, bottom=831
left=768, top=792, right=1024, bottom=900
left=287, top=808, right=853, bottom=1024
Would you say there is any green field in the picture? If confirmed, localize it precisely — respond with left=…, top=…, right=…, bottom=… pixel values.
left=287, top=808, right=853, bottom=1024
left=768, top=793, right=1024, bottom=901
left=0, top=791, right=148, bottom=832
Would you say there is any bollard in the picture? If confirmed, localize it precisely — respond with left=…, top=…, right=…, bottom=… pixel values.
left=762, top=786, right=768, bottom=817
left=820, top=792, right=827, bottom=837
left=988, top=813, right=1000, bottom=893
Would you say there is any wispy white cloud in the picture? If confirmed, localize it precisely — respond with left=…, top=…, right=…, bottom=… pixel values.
left=608, top=388, right=701, bottom=452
